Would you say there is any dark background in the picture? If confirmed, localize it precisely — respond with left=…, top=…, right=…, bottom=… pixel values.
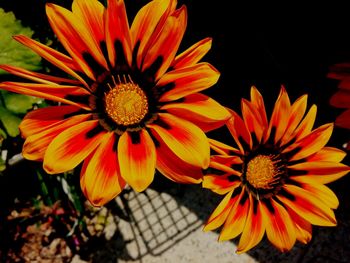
left=183, top=1, right=350, bottom=148
left=2, top=0, right=350, bottom=129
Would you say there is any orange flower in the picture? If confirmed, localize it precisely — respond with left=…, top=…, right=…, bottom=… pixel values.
left=0, top=0, right=230, bottom=206
left=203, top=86, right=349, bottom=253
left=328, top=63, right=350, bottom=149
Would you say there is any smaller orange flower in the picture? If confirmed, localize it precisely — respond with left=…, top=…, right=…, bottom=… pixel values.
left=328, top=63, right=350, bottom=149
left=203, top=86, right=350, bottom=253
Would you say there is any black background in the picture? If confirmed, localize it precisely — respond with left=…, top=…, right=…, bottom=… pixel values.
left=2, top=0, right=350, bottom=132
left=182, top=1, right=350, bottom=147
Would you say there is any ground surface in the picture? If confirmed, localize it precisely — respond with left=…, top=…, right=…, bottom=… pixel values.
left=70, top=175, right=350, bottom=263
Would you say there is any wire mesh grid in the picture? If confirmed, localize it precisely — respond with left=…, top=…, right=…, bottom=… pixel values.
left=117, top=187, right=203, bottom=260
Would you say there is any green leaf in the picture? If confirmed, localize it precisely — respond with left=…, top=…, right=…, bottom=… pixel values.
left=0, top=156, right=5, bottom=172
left=0, top=127, right=6, bottom=142
left=3, top=92, right=42, bottom=114
left=0, top=106, right=21, bottom=137
left=0, top=8, right=42, bottom=74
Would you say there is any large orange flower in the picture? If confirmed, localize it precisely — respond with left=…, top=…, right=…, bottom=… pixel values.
left=328, top=62, right=350, bottom=149
left=0, top=0, right=230, bottom=206
left=203, top=86, right=349, bottom=253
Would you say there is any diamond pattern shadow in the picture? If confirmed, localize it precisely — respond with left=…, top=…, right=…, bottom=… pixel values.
left=116, top=187, right=203, bottom=260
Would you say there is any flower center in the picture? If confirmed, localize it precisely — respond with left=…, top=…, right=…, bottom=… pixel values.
left=246, top=155, right=278, bottom=190
left=104, top=82, right=148, bottom=126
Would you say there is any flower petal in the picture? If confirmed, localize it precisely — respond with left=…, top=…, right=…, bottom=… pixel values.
left=287, top=208, right=312, bottom=244
left=147, top=113, right=210, bottom=168
left=19, top=105, right=84, bottom=138
left=338, top=79, right=350, bottom=90
left=280, top=94, right=308, bottom=145
left=158, top=63, right=220, bottom=102
left=208, top=138, right=240, bottom=156
left=261, top=199, right=296, bottom=252
left=203, top=173, right=241, bottom=195
left=0, top=82, right=90, bottom=110
left=23, top=113, right=92, bottom=161
left=288, top=161, right=350, bottom=177
left=72, top=0, right=105, bottom=46
left=334, top=108, right=350, bottom=129
left=142, top=6, right=187, bottom=80
left=301, top=183, right=339, bottom=209
left=306, top=147, right=346, bottom=162
left=43, top=120, right=106, bottom=174
left=161, top=93, right=230, bottom=132
left=284, top=123, right=333, bottom=161
left=171, top=37, right=212, bottom=69
left=277, top=184, right=337, bottom=226
left=131, top=0, right=175, bottom=68
left=219, top=189, right=249, bottom=241
left=291, top=174, right=349, bottom=185
left=118, top=129, right=156, bottom=192
left=226, top=110, right=252, bottom=152
left=46, top=3, right=107, bottom=79
left=288, top=104, right=317, bottom=142
left=203, top=190, right=235, bottom=231
left=236, top=197, right=265, bottom=254
left=289, top=162, right=350, bottom=185
left=265, top=87, right=291, bottom=144
left=156, top=138, right=203, bottom=184
left=241, top=99, right=265, bottom=143
left=14, top=35, right=89, bottom=87
left=105, top=0, right=132, bottom=67
left=328, top=63, right=350, bottom=80
left=250, top=86, right=268, bottom=128
left=210, top=155, right=243, bottom=173
left=330, top=90, right=350, bottom=108
left=0, top=65, right=80, bottom=85
left=81, top=132, right=126, bottom=207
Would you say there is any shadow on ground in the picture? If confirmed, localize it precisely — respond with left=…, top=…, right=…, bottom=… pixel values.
left=63, top=171, right=350, bottom=263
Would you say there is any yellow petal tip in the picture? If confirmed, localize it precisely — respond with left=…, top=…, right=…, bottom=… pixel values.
left=129, top=182, right=149, bottom=193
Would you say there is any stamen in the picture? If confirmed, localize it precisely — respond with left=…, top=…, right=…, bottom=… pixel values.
left=112, top=75, right=117, bottom=85
left=104, top=77, right=148, bottom=126
left=246, top=155, right=282, bottom=190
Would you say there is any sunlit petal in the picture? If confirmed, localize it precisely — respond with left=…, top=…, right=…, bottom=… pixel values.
left=118, top=130, right=156, bottom=192
left=81, top=132, right=126, bottom=206
left=161, top=93, right=230, bottom=132
left=19, top=105, right=84, bottom=138
left=171, top=37, right=212, bottom=69
left=148, top=113, right=210, bottom=168
left=43, top=120, right=106, bottom=174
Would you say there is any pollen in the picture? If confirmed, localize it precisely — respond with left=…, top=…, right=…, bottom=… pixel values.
left=104, top=82, right=148, bottom=126
left=246, top=155, right=278, bottom=189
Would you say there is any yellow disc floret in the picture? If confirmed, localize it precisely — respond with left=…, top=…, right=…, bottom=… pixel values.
left=246, top=155, right=277, bottom=189
left=105, top=82, right=148, bottom=126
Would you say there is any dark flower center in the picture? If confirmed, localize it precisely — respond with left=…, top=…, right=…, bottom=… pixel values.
left=88, top=70, right=160, bottom=134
